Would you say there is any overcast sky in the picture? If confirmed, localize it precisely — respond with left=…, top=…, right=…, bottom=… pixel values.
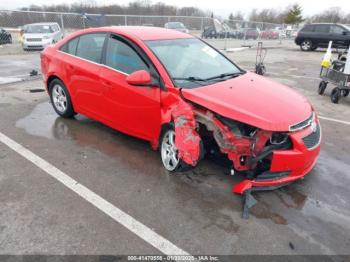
left=2, top=0, right=350, bottom=18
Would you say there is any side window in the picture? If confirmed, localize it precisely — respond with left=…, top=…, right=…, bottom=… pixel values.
left=60, top=37, right=79, bottom=55
left=330, top=25, right=344, bottom=34
left=314, top=24, right=330, bottom=33
left=301, top=24, right=314, bottom=32
left=105, top=35, right=149, bottom=74
left=76, top=33, right=106, bottom=63
left=67, top=37, right=79, bottom=55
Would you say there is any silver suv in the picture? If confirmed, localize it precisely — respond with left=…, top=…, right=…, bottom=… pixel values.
left=22, top=22, right=63, bottom=51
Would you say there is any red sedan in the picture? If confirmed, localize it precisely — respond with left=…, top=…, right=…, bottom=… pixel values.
left=41, top=26, right=321, bottom=202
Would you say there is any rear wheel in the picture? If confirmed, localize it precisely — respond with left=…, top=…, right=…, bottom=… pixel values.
left=331, top=87, right=341, bottom=104
left=49, top=79, right=75, bottom=118
left=318, top=81, right=327, bottom=95
left=300, top=39, right=313, bottom=51
left=342, top=89, right=349, bottom=97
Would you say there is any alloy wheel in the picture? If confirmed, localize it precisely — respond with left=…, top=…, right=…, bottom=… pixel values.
left=52, top=84, right=67, bottom=113
left=161, top=130, right=180, bottom=171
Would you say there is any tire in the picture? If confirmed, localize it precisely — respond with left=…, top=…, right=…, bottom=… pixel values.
left=8, top=36, right=12, bottom=44
left=160, top=125, right=203, bottom=173
left=310, top=46, right=318, bottom=51
left=300, top=39, right=313, bottom=51
left=49, top=78, right=75, bottom=118
left=331, top=87, right=340, bottom=104
left=342, top=89, right=349, bottom=97
left=318, top=81, right=327, bottom=95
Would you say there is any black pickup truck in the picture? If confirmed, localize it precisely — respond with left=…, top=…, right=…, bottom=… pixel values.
left=295, top=23, right=350, bottom=51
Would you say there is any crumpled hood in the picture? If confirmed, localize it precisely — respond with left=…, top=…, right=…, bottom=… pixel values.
left=181, top=72, right=312, bottom=131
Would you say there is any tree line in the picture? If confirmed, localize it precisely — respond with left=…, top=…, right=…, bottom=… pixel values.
left=229, top=4, right=350, bottom=25
left=5, top=1, right=350, bottom=26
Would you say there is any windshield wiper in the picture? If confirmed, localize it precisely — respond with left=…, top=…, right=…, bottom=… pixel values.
left=205, top=72, right=243, bottom=81
left=173, top=76, right=207, bottom=81
left=172, top=76, right=207, bottom=86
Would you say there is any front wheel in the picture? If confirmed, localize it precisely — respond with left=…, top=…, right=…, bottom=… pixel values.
left=318, top=81, right=327, bottom=95
left=300, top=39, right=313, bottom=51
left=160, top=127, right=193, bottom=172
left=49, top=79, right=76, bottom=118
left=331, top=87, right=341, bottom=104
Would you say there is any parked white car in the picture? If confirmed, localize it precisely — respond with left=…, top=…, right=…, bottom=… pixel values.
left=22, top=22, right=63, bottom=51
left=164, top=22, right=189, bottom=33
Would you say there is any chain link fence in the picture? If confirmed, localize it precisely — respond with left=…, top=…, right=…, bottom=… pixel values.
left=0, top=9, right=299, bottom=54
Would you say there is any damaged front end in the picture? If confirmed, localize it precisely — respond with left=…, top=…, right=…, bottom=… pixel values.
left=169, top=100, right=319, bottom=218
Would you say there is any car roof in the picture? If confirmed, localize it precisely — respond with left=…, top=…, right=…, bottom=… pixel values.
left=82, top=26, right=193, bottom=41
left=25, top=22, right=58, bottom=26
left=308, top=23, right=344, bottom=26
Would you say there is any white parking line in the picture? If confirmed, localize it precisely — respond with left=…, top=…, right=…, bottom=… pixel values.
left=0, top=131, right=189, bottom=256
left=318, top=116, right=350, bottom=125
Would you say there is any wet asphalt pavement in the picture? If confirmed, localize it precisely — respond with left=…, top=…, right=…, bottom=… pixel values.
left=0, top=45, right=350, bottom=255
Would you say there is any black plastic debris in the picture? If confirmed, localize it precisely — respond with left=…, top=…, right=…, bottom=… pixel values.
left=29, top=70, right=38, bottom=76
left=289, top=241, right=295, bottom=250
left=29, top=89, right=45, bottom=93
left=242, top=189, right=258, bottom=219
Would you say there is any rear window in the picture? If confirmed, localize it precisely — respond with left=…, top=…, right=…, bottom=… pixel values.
left=75, top=33, right=106, bottom=63
left=301, top=24, right=314, bottom=32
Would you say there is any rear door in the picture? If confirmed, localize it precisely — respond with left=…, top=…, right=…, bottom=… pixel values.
left=100, top=34, right=161, bottom=140
left=59, top=33, right=108, bottom=120
left=313, top=24, right=331, bottom=47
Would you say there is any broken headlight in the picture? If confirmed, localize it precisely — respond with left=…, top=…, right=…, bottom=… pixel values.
left=270, top=132, right=289, bottom=145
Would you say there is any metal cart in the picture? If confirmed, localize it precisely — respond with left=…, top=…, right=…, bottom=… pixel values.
left=255, top=42, right=267, bottom=75
left=318, top=63, right=350, bottom=104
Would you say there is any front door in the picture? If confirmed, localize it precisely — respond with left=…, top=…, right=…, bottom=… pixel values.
left=100, top=34, right=161, bottom=141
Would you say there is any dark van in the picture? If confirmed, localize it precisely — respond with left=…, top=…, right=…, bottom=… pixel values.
left=295, top=23, right=350, bottom=51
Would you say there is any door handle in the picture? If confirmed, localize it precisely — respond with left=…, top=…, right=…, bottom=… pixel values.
left=67, top=64, right=74, bottom=70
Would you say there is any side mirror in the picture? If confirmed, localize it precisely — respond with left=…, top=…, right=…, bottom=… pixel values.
left=126, top=70, right=152, bottom=86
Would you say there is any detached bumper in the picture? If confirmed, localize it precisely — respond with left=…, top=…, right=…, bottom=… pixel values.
left=233, top=122, right=321, bottom=194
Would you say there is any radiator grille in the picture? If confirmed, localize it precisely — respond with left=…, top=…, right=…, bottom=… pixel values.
left=302, top=124, right=321, bottom=149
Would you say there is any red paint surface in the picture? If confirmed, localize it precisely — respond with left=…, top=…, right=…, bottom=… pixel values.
left=181, top=72, right=312, bottom=132
left=41, top=26, right=321, bottom=192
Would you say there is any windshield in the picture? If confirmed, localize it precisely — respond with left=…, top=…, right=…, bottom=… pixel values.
left=146, top=38, right=242, bottom=88
left=24, top=25, right=53, bottom=34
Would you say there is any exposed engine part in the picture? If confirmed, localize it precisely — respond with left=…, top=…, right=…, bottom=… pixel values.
left=193, top=108, right=273, bottom=171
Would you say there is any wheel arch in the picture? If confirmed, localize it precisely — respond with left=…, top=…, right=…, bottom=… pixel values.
left=47, top=75, right=64, bottom=92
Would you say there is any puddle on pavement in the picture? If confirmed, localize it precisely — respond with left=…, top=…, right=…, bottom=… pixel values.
left=16, top=101, right=315, bottom=226
left=16, top=102, right=63, bottom=139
